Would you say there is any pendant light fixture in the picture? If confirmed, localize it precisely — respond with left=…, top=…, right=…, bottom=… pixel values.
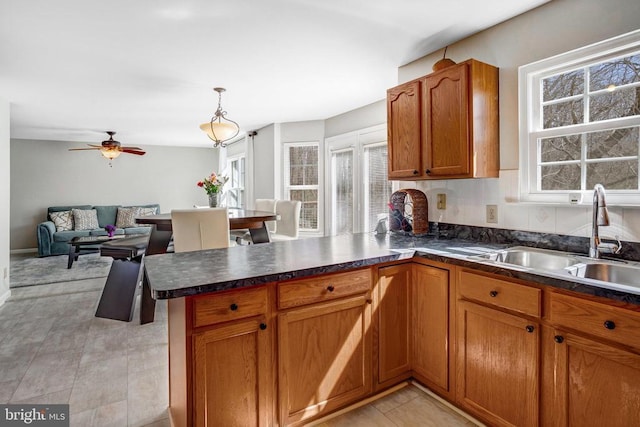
left=199, top=87, right=240, bottom=148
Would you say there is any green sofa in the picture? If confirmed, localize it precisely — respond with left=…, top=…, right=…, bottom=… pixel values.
left=37, top=204, right=160, bottom=257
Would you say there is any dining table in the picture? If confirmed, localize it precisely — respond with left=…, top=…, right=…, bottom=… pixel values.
left=135, top=208, right=279, bottom=323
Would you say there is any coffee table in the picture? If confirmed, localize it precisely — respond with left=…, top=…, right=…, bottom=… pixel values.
left=68, top=235, right=140, bottom=268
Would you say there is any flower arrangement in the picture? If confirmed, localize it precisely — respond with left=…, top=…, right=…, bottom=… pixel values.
left=105, top=224, right=116, bottom=238
left=197, top=172, right=228, bottom=195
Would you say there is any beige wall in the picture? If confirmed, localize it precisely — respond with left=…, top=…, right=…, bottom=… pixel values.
left=393, top=0, right=640, bottom=241
left=325, top=100, right=386, bottom=139
left=10, top=139, right=219, bottom=250
left=0, top=98, right=10, bottom=303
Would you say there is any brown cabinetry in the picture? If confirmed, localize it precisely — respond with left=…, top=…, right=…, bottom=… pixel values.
left=544, top=292, right=640, bottom=427
left=387, top=59, right=499, bottom=180
left=277, top=270, right=372, bottom=426
left=456, top=270, right=540, bottom=427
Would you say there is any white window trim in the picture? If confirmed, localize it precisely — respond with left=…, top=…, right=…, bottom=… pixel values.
left=519, top=29, right=640, bottom=206
left=283, top=141, right=322, bottom=234
left=225, top=153, right=246, bottom=208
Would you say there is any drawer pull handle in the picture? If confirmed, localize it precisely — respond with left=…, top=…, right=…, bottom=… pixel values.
left=413, top=169, right=419, bottom=175
left=554, top=335, right=564, bottom=344
left=604, top=320, right=616, bottom=330
left=327, top=285, right=335, bottom=292
left=425, top=169, right=431, bottom=174
left=229, top=303, right=238, bottom=311
left=526, top=325, right=535, bottom=333
left=489, top=290, right=498, bottom=297
left=259, top=323, right=267, bottom=330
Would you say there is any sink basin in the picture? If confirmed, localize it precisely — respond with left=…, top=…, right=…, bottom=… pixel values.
left=472, top=247, right=581, bottom=271
left=567, top=262, right=640, bottom=289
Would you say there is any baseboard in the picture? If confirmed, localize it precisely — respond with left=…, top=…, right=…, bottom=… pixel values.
left=10, top=248, right=38, bottom=255
left=0, top=288, right=11, bottom=306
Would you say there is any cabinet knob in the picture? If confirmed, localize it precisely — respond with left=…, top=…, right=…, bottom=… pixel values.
left=489, top=290, right=498, bottom=297
left=413, top=169, right=419, bottom=175
left=366, top=298, right=373, bottom=305
left=327, top=285, right=335, bottom=292
left=229, top=303, right=238, bottom=311
left=425, top=169, right=431, bottom=174
left=554, top=335, right=564, bottom=344
left=604, top=320, right=616, bottom=330
left=526, top=325, right=535, bottom=333
left=259, top=323, right=267, bottom=330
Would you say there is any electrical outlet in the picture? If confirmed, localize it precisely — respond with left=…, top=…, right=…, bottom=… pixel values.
left=486, top=205, right=498, bottom=223
left=436, top=193, right=446, bottom=210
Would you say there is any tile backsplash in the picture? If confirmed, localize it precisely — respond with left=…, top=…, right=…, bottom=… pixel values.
left=394, top=170, right=640, bottom=243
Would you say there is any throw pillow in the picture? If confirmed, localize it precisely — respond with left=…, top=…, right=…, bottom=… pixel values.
left=72, top=209, right=99, bottom=231
left=135, top=206, right=157, bottom=227
left=116, top=207, right=139, bottom=228
left=49, top=210, right=74, bottom=232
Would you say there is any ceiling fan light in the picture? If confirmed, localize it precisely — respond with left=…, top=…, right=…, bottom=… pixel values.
left=101, top=148, right=121, bottom=160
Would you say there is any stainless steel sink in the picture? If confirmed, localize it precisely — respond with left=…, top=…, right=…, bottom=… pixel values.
left=471, top=246, right=581, bottom=271
left=566, top=262, right=640, bottom=289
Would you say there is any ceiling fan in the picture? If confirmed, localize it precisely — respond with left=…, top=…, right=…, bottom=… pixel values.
left=69, top=131, right=145, bottom=166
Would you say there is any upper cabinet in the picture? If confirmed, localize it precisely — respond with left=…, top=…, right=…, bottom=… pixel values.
left=387, top=59, right=499, bottom=180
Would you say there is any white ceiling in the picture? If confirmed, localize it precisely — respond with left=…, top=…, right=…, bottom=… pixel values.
left=1, top=0, right=549, bottom=148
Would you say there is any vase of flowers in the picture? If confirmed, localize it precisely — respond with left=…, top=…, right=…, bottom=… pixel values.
left=105, top=224, right=116, bottom=238
left=197, top=172, right=228, bottom=207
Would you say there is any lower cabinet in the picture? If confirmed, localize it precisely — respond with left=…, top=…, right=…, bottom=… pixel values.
left=457, top=301, right=540, bottom=427
left=192, top=317, right=271, bottom=427
left=278, top=294, right=372, bottom=426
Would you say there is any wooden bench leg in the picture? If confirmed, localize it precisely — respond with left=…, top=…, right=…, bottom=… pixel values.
left=95, top=257, right=143, bottom=322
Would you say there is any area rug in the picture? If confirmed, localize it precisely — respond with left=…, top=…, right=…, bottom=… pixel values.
left=10, top=254, right=112, bottom=288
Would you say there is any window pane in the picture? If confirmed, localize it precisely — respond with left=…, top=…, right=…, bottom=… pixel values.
left=541, top=164, right=581, bottom=190
left=364, top=145, right=392, bottom=231
left=587, top=127, right=639, bottom=159
left=540, top=135, right=581, bottom=162
left=543, top=99, right=584, bottom=128
left=289, top=146, right=318, bottom=186
left=590, top=87, right=640, bottom=122
left=290, top=189, right=318, bottom=230
left=589, top=54, right=640, bottom=91
left=543, top=70, right=584, bottom=101
left=587, top=161, right=638, bottom=190
left=332, top=150, right=353, bottom=234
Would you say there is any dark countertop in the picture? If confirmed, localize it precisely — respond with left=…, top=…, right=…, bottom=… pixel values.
left=143, top=232, right=640, bottom=306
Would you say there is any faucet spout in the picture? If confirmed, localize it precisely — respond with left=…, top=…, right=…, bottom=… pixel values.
left=590, top=184, right=611, bottom=258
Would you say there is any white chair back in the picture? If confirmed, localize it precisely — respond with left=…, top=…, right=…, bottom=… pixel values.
left=171, top=208, right=230, bottom=253
left=272, top=200, right=301, bottom=240
left=255, top=198, right=277, bottom=233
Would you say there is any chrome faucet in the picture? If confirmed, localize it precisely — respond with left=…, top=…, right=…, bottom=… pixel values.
left=590, top=184, right=621, bottom=258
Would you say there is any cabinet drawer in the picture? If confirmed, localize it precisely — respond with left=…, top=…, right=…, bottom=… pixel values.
left=458, top=270, right=541, bottom=317
left=192, top=286, right=267, bottom=328
left=548, top=292, right=640, bottom=350
left=278, top=269, right=371, bottom=309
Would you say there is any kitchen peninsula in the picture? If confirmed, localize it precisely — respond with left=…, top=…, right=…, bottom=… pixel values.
left=144, top=231, right=640, bottom=427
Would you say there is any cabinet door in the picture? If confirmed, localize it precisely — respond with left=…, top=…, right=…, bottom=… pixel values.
left=192, top=317, right=271, bottom=427
left=387, top=80, right=422, bottom=179
left=457, top=301, right=539, bottom=427
left=412, top=264, right=450, bottom=392
left=279, top=295, right=372, bottom=425
left=423, top=63, right=471, bottom=177
left=377, top=264, right=411, bottom=386
left=548, top=329, right=640, bottom=427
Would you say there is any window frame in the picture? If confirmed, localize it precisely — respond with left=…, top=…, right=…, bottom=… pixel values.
left=225, top=154, right=246, bottom=208
left=283, top=141, right=321, bottom=233
left=519, top=29, right=640, bottom=205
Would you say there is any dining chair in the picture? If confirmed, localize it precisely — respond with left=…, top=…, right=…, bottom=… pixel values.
left=232, top=198, right=278, bottom=244
left=171, top=207, right=230, bottom=253
left=270, top=200, right=302, bottom=241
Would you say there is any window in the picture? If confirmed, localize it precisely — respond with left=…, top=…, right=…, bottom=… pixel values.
left=284, top=143, right=319, bottom=232
left=520, top=30, right=640, bottom=204
left=326, top=124, right=391, bottom=235
left=226, top=155, right=245, bottom=208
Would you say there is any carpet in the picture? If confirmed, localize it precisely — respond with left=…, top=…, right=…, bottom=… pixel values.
left=10, top=254, right=112, bottom=288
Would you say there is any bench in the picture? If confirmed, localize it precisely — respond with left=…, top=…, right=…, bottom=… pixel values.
left=95, top=235, right=149, bottom=322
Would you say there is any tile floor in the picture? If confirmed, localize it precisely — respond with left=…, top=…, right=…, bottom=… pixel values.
left=1, top=256, right=480, bottom=427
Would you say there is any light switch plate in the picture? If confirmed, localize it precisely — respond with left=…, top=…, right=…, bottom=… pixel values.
left=437, top=193, right=446, bottom=210
left=486, top=205, right=498, bottom=223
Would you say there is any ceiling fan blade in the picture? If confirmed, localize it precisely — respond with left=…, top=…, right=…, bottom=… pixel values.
left=87, top=144, right=104, bottom=148
left=121, top=149, right=146, bottom=156
left=69, top=147, right=101, bottom=151
left=120, top=146, right=143, bottom=150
